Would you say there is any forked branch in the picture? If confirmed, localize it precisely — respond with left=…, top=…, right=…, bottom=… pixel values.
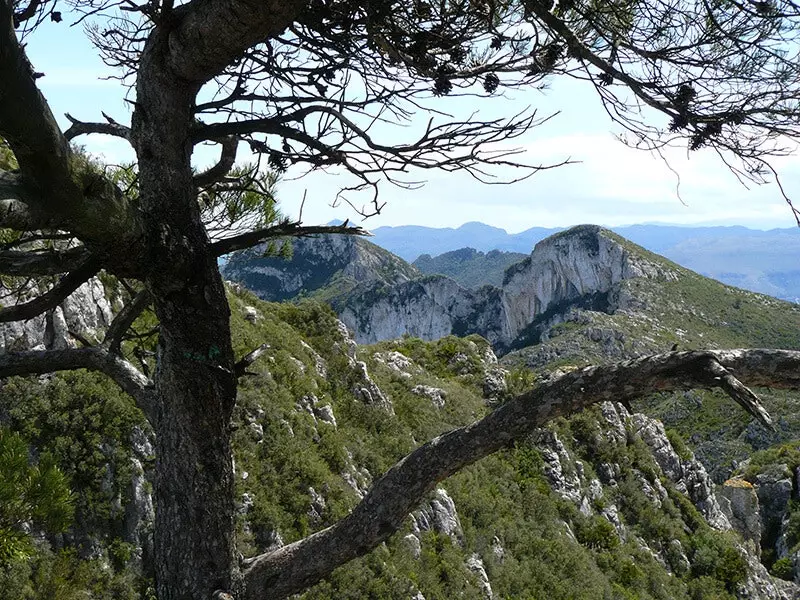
left=243, top=349, right=800, bottom=600
left=211, top=221, right=371, bottom=257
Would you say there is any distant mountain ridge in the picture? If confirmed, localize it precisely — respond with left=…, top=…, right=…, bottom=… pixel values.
left=369, top=222, right=800, bottom=301
left=413, top=248, right=528, bottom=289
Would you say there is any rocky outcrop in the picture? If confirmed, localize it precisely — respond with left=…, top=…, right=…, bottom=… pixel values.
left=500, top=226, right=676, bottom=343
left=0, top=277, right=113, bottom=352
left=222, top=234, right=419, bottom=302
left=314, top=226, right=675, bottom=350
left=411, top=488, right=464, bottom=544
left=526, top=401, right=794, bottom=598
left=720, top=478, right=762, bottom=553
left=630, top=412, right=731, bottom=530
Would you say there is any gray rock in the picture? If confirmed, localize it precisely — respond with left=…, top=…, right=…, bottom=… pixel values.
left=373, top=350, right=418, bottom=378
left=482, top=368, right=507, bottom=399
left=719, top=478, right=762, bottom=554
left=307, top=487, right=326, bottom=524
left=466, top=553, right=494, bottom=599
left=351, top=361, right=393, bottom=413
left=1, top=276, right=112, bottom=353
left=314, top=404, right=337, bottom=427
left=411, top=385, right=446, bottom=408
left=632, top=413, right=730, bottom=530
left=412, top=488, right=463, bottom=544
left=403, top=533, right=421, bottom=559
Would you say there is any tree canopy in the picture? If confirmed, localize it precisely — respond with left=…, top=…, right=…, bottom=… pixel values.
left=2, top=0, right=800, bottom=598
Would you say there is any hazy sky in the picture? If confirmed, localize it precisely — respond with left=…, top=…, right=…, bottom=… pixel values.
left=25, top=18, right=800, bottom=233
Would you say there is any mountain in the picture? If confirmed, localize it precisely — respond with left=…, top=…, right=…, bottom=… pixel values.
left=227, top=225, right=800, bottom=357
left=369, top=223, right=800, bottom=302
left=413, top=248, right=528, bottom=288
left=222, top=234, right=418, bottom=303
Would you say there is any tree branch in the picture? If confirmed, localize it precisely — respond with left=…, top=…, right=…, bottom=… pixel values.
left=0, top=1, right=83, bottom=224
left=0, top=258, right=100, bottom=322
left=167, top=0, right=307, bottom=83
left=243, top=349, right=800, bottom=599
left=194, top=136, right=239, bottom=187
left=211, top=221, right=371, bottom=257
left=0, top=246, right=92, bottom=276
left=234, top=343, right=270, bottom=377
left=64, top=112, right=132, bottom=142
left=103, top=289, right=152, bottom=354
left=0, top=346, right=156, bottom=423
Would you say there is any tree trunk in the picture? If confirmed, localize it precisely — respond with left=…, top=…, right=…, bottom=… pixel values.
left=132, top=34, right=239, bottom=600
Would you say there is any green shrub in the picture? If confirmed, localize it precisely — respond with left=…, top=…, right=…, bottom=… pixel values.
left=771, top=557, right=794, bottom=580
left=574, top=515, right=620, bottom=551
left=0, top=428, right=73, bottom=563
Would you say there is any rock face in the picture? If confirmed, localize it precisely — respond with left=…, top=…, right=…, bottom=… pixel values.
left=500, top=226, right=676, bottom=343
left=0, top=277, right=113, bottom=352
left=222, top=234, right=419, bottom=302
left=720, top=479, right=762, bottom=553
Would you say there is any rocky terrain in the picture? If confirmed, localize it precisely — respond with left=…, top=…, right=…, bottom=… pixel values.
left=369, top=222, right=800, bottom=302
left=0, top=276, right=113, bottom=353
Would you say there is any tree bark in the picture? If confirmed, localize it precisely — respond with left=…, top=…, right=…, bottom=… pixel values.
left=132, top=32, right=239, bottom=600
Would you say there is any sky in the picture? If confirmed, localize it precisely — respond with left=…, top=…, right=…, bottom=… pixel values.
left=23, top=17, right=800, bottom=234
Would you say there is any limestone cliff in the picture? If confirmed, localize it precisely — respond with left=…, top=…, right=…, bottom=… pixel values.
left=0, top=276, right=113, bottom=352
left=335, top=225, right=676, bottom=349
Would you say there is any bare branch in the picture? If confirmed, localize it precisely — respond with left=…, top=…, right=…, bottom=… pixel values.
left=243, top=349, right=799, bottom=599
left=64, top=112, right=132, bottom=142
left=234, top=343, right=270, bottom=377
left=0, top=258, right=100, bottom=322
left=194, top=136, right=239, bottom=187
left=0, top=346, right=156, bottom=422
left=211, top=221, right=371, bottom=257
left=0, top=246, right=92, bottom=276
left=103, top=289, right=152, bottom=354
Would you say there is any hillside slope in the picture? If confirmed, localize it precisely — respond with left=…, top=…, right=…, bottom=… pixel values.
left=2, top=289, right=796, bottom=598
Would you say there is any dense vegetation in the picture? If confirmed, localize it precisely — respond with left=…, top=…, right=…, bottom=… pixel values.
left=0, top=287, right=774, bottom=598
left=413, top=248, right=528, bottom=289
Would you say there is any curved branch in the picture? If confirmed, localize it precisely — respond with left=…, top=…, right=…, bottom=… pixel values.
left=211, top=221, right=371, bottom=257
left=194, top=136, right=239, bottom=187
left=0, top=246, right=92, bottom=276
left=0, top=346, right=156, bottom=423
left=103, top=289, right=152, bottom=354
left=243, top=349, right=800, bottom=600
left=167, top=0, right=306, bottom=83
left=0, top=258, right=100, bottom=322
left=235, top=343, right=270, bottom=377
left=0, top=1, right=83, bottom=223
